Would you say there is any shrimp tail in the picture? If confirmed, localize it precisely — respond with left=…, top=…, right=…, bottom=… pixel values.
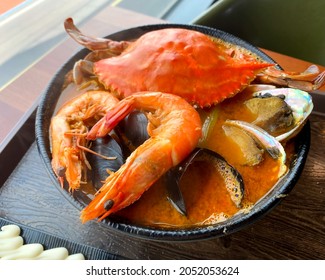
left=86, top=98, right=135, bottom=140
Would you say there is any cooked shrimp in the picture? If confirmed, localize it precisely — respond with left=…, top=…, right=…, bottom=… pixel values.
left=80, top=92, right=202, bottom=223
left=50, top=90, right=120, bottom=191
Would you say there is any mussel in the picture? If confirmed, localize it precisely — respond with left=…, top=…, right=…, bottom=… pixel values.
left=116, top=110, right=149, bottom=155
left=86, top=135, right=124, bottom=190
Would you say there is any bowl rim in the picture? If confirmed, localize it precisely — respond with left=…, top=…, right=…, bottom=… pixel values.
left=35, top=23, right=310, bottom=242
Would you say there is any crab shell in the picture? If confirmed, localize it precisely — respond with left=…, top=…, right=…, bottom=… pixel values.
left=93, top=28, right=273, bottom=107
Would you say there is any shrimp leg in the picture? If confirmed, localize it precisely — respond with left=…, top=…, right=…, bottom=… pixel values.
left=81, top=92, right=202, bottom=223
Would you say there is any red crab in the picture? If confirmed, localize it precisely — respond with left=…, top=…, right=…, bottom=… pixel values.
left=64, top=18, right=324, bottom=107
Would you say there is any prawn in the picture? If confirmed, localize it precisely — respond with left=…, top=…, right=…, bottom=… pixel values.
left=50, top=90, right=120, bottom=191
left=80, top=91, right=202, bottom=223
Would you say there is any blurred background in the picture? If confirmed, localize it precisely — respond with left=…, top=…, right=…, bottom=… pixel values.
left=0, top=0, right=216, bottom=90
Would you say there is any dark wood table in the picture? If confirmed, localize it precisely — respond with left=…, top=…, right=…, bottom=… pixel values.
left=0, top=6, right=324, bottom=260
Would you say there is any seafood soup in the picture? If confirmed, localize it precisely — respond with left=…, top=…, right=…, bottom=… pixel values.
left=46, top=22, right=317, bottom=232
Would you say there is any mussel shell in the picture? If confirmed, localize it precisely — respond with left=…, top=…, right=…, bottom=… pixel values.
left=163, top=170, right=187, bottom=216
left=87, top=135, right=124, bottom=190
left=117, top=110, right=149, bottom=154
left=168, top=148, right=245, bottom=209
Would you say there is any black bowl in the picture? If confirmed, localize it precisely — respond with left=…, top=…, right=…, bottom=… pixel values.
left=35, top=23, right=310, bottom=241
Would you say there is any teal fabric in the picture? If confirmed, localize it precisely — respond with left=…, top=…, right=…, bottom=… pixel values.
left=192, top=0, right=325, bottom=66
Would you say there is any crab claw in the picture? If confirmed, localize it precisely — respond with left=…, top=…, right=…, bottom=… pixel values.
left=64, top=18, right=130, bottom=53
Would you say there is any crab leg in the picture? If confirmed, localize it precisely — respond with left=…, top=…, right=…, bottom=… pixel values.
left=64, top=18, right=130, bottom=53
left=264, top=65, right=321, bottom=81
left=257, top=65, right=325, bottom=91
